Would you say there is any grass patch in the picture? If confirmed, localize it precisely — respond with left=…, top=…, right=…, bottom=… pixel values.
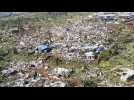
left=99, top=61, right=111, bottom=69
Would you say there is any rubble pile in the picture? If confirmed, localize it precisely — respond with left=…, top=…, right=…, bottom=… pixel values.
left=116, top=67, right=134, bottom=82
left=15, top=29, right=51, bottom=53
left=47, top=16, right=109, bottom=61
left=0, top=59, right=74, bottom=87
left=15, top=12, right=134, bottom=61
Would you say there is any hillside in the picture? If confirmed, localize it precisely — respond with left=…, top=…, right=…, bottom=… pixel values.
left=0, top=12, right=134, bottom=87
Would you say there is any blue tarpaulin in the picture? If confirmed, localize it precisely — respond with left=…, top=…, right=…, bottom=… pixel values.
left=35, top=42, right=52, bottom=53
left=38, top=44, right=49, bottom=50
left=95, top=46, right=104, bottom=53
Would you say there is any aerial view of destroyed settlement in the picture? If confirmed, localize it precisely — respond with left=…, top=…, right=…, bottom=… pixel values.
left=1, top=12, right=134, bottom=87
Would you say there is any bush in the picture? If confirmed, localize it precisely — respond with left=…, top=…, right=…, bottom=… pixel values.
left=0, top=48, right=9, bottom=57
left=99, top=61, right=111, bottom=68
left=99, top=50, right=112, bottom=61
left=81, top=79, right=97, bottom=87
left=116, top=58, right=126, bottom=65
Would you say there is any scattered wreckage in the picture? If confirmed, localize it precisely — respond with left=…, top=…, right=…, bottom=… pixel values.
left=1, top=60, right=73, bottom=87
left=1, top=12, right=134, bottom=87
left=119, top=68, right=134, bottom=82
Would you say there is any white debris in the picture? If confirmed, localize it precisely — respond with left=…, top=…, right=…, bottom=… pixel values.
left=1, top=70, right=8, bottom=75
left=85, top=52, right=95, bottom=61
left=51, top=68, right=72, bottom=77
left=20, top=41, right=25, bottom=47
left=85, top=67, right=103, bottom=80
left=119, top=68, right=134, bottom=82
left=50, top=81, right=66, bottom=87
left=1, top=68, right=17, bottom=76
left=29, top=61, right=40, bottom=67
left=44, top=80, right=66, bottom=87
left=85, top=52, right=94, bottom=57
left=16, top=72, right=25, bottom=78
left=14, top=79, right=25, bottom=87
left=88, top=15, right=94, bottom=18
left=82, top=45, right=98, bottom=51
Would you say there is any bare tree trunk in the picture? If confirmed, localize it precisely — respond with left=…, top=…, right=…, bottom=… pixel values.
left=47, top=30, right=52, bottom=44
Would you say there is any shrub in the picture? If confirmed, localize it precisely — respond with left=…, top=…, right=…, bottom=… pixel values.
left=99, top=50, right=111, bottom=61
left=116, top=58, right=126, bottom=65
left=0, top=48, right=9, bottom=57
left=81, top=79, right=97, bottom=87
left=99, top=61, right=111, bottom=68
